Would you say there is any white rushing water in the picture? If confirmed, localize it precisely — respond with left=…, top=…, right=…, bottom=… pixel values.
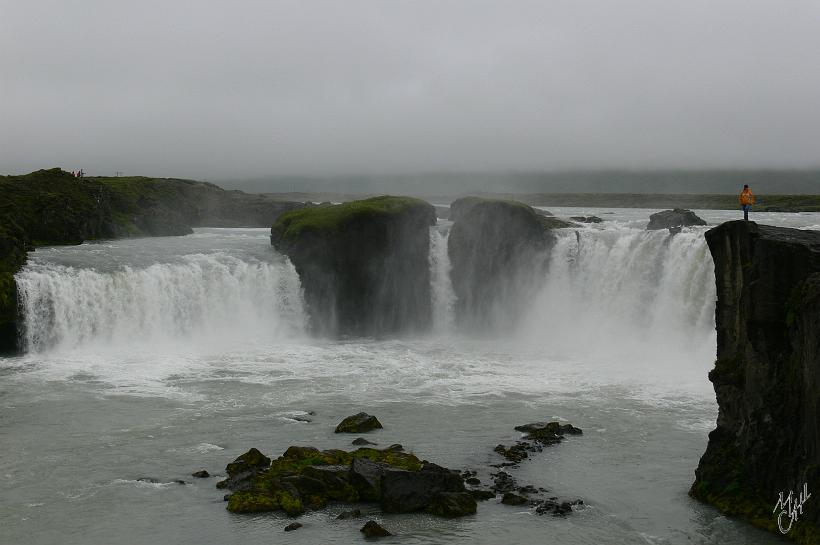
left=520, top=226, right=716, bottom=369
left=429, top=222, right=456, bottom=334
left=16, top=250, right=306, bottom=353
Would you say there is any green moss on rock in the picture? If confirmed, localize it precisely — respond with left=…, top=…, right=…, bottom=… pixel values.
left=221, top=445, right=428, bottom=516
left=272, top=196, right=432, bottom=242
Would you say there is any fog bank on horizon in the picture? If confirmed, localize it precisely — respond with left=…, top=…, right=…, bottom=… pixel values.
left=218, top=171, right=820, bottom=196
left=3, top=1, right=820, bottom=180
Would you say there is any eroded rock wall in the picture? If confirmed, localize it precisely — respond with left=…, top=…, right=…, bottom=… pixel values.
left=692, top=220, right=820, bottom=543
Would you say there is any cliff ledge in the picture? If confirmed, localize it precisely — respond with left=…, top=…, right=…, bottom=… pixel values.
left=692, top=220, right=820, bottom=544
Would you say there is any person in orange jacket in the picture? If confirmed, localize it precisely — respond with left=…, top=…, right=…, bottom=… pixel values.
left=739, top=184, right=755, bottom=221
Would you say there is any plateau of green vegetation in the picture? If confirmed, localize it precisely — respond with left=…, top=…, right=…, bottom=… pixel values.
left=271, top=195, right=431, bottom=241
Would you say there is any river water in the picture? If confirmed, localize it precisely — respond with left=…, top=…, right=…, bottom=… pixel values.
left=3, top=209, right=817, bottom=545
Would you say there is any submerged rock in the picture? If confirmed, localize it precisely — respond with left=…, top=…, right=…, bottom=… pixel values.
left=335, top=413, right=383, bottom=434
left=191, top=470, right=210, bottom=478
left=352, top=437, right=377, bottom=446
left=501, top=492, right=529, bottom=506
left=283, top=522, right=303, bottom=532
left=494, top=443, right=530, bottom=463
left=534, top=498, right=583, bottom=516
left=270, top=196, right=436, bottom=337
left=336, top=508, right=362, bottom=520
left=360, top=520, right=391, bottom=538
left=570, top=215, right=603, bottom=223
left=691, top=221, right=820, bottom=544
left=646, top=208, right=706, bottom=230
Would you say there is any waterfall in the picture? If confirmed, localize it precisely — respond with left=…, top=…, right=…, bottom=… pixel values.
left=429, top=222, right=456, bottom=333
left=518, top=226, right=716, bottom=365
left=16, top=253, right=306, bottom=352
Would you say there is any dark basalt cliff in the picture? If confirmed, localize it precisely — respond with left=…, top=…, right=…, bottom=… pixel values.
left=691, top=220, right=820, bottom=544
left=271, top=196, right=437, bottom=337
left=0, top=168, right=306, bottom=353
left=447, top=197, right=572, bottom=330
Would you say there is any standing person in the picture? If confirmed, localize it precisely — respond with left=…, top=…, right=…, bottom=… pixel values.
left=739, top=184, right=755, bottom=221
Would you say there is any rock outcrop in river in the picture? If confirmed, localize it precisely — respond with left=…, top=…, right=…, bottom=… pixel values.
left=0, top=168, right=307, bottom=353
left=646, top=208, right=706, bottom=230
left=447, top=197, right=572, bottom=330
left=270, top=196, right=437, bottom=337
left=691, top=220, right=820, bottom=544
left=218, top=445, right=476, bottom=518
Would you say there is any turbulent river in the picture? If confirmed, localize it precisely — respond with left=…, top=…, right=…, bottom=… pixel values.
left=2, top=208, right=819, bottom=545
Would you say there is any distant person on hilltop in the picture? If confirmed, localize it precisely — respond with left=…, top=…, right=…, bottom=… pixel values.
left=739, top=184, right=755, bottom=221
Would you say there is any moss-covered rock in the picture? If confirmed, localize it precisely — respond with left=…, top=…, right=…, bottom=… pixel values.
left=692, top=221, right=820, bottom=544
left=270, top=196, right=437, bottom=337
left=447, top=197, right=573, bottom=330
left=335, top=412, right=383, bottom=433
left=218, top=444, right=473, bottom=518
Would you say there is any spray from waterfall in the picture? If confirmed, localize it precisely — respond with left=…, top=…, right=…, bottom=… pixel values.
left=517, top=226, right=716, bottom=366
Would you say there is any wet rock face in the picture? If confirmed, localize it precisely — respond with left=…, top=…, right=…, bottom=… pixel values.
left=646, top=208, right=706, bottom=230
left=691, top=221, right=820, bottom=544
left=447, top=197, right=572, bottom=331
left=270, top=196, right=437, bottom=337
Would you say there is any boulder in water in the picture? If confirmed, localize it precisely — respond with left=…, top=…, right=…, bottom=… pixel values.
left=283, top=522, right=303, bottom=532
left=646, top=208, right=706, bottom=230
left=270, top=196, right=436, bottom=337
left=380, top=462, right=468, bottom=513
left=360, top=520, right=392, bottom=538
left=335, top=412, right=383, bottom=433
left=191, top=470, right=210, bottom=478
left=352, top=437, right=377, bottom=446
left=426, top=492, right=477, bottom=517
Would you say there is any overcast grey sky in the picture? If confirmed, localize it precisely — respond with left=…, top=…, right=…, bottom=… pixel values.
left=2, top=0, right=819, bottom=179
